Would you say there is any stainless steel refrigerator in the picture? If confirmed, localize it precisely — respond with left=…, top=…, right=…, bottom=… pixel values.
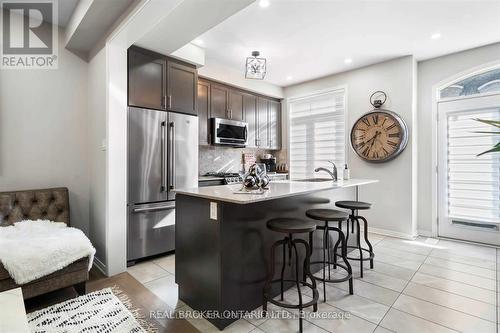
left=127, top=106, right=198, bottom=263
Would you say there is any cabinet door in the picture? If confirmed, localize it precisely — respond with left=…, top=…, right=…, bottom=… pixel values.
left=210, top=83, right=230, bottom=119
left=128, top=47, right=166, bottom=110
left=257, top=97, right=269, bottom=148
left=197, top=80, right=211, bottom=145
left=268, top=100, right=281, bottom=150
left=167, top=60, right=197, bottom=115
left=229, top=89, right=244, bottom=121
left=243, top=94, right=257, bottom=147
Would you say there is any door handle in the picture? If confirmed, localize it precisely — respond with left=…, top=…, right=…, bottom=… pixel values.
left=169, top=121, right=176, bottom=190
left=160, top=121, right=166, bottom=192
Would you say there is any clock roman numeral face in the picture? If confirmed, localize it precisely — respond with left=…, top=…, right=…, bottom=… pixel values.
left=351, top=111, right=405, bottom=162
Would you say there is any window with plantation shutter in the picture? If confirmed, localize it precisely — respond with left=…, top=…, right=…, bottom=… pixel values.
left=288, top=88, right=346, bottom=180
left=446, top=109, right=500, bottom=224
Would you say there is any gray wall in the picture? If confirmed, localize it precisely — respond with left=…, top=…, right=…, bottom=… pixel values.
left=284, top=56, right=418, bottom=237
left=87, top=48, right=107, bottom=269
left=417, top=42, right=500, bottom=235
left=0, top=28, right=90, bottom=234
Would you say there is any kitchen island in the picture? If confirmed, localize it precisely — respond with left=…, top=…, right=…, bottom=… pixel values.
left=174, top=179, right=378, bottom=329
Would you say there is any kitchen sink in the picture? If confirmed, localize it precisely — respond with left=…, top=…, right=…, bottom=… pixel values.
left=294, top=178, right=336, bottom=182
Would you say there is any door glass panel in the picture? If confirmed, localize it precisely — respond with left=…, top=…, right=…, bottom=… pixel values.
left=446, top=109, right=500, bottom=224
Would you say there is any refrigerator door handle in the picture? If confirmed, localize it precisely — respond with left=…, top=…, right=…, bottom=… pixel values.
left=160, top=121, right=166, bottom=192
left=169, top=121, right=176, bottom=190
left=132, top=203, right=175, bottom=213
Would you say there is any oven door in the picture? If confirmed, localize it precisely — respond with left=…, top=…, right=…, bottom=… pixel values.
left=211, top=118, right=248, bottom=147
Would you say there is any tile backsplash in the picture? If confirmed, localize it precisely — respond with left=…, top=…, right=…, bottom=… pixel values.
left=199, top=146, right=276, bottom=175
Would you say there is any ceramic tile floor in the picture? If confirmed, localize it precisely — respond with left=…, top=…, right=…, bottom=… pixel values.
left=128, top=234, right=499, bottom=333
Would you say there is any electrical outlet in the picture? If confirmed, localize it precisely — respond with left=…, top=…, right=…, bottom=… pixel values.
left=210, top=202, right=217, bottom=220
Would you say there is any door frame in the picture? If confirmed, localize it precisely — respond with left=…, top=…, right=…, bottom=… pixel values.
left=431, top=60, right=500, bottom=238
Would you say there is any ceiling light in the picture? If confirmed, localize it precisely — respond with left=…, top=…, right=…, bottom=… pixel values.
left=286, top=76, right=293, bottom=81
left=431, top=33, right=441, bottom=40
left=259, top=0, right=270, bottom=8
left=193, top=39, right=204, bottom=46
left=344, top=58, right=353, bottom=64
left=245, top=51, right=267, bottom=80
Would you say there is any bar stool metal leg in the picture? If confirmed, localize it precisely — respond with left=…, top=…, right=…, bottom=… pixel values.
left=280, top=239, right=286, bottom=301
left=355, top=217, right=364, bottom=278
left=263, top=238, right=286, bottom=316
left=322, top=227, right=327, bottom=302
left=357, top=215, right=374, bottom=269
left=338, top=227, right=354, bottom=295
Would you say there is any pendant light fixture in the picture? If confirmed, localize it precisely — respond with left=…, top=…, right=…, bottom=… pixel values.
left=245, top=51, right=266, bottom=80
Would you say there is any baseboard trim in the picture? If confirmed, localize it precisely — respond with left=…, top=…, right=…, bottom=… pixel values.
left=92, top=256, right=108, bottom=276
left=366, top=227, right=416, bottom=240
left=417, top=229, right=434, bottom=237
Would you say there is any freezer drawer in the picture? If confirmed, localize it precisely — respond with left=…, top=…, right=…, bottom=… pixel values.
left=127, top=201, right=175, bottom=262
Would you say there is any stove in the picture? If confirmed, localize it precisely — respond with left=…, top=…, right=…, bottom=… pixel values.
left=204, top=172, right=243, bottom=185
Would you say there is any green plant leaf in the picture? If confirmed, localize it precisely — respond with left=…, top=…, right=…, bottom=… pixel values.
left=472, top=131, right=500, bottom=134
left=477, top=145, right=500, bottom=156
left=475, top=119, right=500, bottom=128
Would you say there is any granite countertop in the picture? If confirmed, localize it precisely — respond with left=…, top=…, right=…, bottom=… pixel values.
left=174, top=178, right=378, bottom=204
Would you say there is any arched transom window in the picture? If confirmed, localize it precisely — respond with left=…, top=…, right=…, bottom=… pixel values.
left=440, top=67, right=500, bottom=99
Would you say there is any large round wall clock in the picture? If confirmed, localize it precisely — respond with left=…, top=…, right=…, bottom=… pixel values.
left=351, top=91, right=409, bottom=163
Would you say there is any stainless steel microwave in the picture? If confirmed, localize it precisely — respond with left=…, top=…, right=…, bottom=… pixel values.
left=211, top=118, right=248, bottom=147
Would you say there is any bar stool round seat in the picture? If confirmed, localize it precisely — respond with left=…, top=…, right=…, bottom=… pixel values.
left=305, top=208, right=354, bottom=300
left=306, top=209, right=349, bottom=221
left=334, top=200, right=375, bottom=278
left=335, top=200, right=371, bottom=210
left=267, top=218, right=317, bottom=234
left=263, top=218, right=319, bottom=333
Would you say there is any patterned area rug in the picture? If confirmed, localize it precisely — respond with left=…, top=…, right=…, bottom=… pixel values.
left=27, top=287, right=156, bottom=333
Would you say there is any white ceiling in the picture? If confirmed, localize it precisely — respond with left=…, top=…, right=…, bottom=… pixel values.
left=196, top=0, right=500, bottom=87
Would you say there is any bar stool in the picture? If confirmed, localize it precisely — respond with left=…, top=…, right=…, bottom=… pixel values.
left=263, top=218, right=319, bottom=333
left=334, top=201, right=374, bottom=278
left=305, top=209, right=353, bottom=301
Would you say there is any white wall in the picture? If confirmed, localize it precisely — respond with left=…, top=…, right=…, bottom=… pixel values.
left=87, top=47, right=107, bottom=270
left=0, top=27, right=90, bottom=233
left=284, top=56, right=418, bottom=238
left=417, top=42, right=500, bottom=235
left=199, top=57, right=284, bottom=98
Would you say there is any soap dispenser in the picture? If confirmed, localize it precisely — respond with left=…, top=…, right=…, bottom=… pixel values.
left=343, top=164, right=350, bottom=180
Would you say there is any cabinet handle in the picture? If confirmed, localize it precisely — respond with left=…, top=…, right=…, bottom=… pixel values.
left=163, top=96, right=167, bottom=109
left=168, top=95, right=172, bottom=109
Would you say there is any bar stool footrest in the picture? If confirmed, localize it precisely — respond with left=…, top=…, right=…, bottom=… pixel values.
left=335, top=246, right=374, bottom=261
left=309, top=261, right=352, bottom=283
left=264, top=279, right=319, bottom=309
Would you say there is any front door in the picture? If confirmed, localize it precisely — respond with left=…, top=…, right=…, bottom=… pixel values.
left=437, top=93, right=500, bottom=245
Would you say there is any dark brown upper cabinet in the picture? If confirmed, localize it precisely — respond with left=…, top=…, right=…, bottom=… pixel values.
left=257, top=97, right=269, bottom=149
left=229, top=90, right=244, bottom=121
left=128, top=47, right=167, bottom=110
left=167, top=60, right=197, bottom=115
left=197, top=79, right=211, bottom=145
left=243, top=93, right=257, bottom=147
left=195, top=76, right=281, bottom=149
left=210, top=83, right=230, bottom=119
left=268, top=99, right=281, bottom=150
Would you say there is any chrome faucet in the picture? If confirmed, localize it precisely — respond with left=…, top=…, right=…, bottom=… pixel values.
left=314, top=160, right=337, bottom=181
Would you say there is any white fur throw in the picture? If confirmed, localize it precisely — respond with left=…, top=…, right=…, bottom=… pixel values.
left=0, top=220, right=95, bottom=285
